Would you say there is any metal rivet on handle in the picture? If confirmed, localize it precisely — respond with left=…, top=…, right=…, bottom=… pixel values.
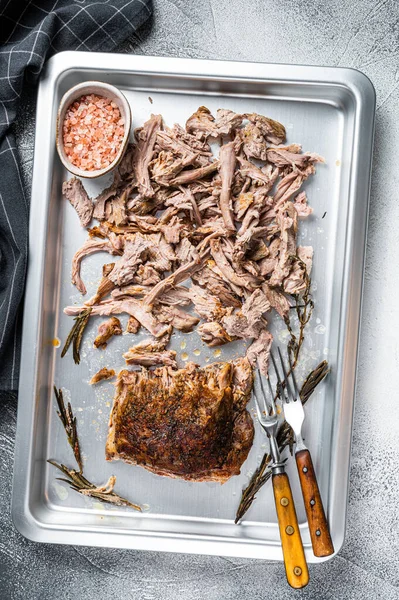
left=310, top=499, right=315, bottom=506
left=280, top=497, right=289, bottom=506
left=316, top=529, right=321, bottom=536
left=302, top=467, right=308, bottom=473
left=286, top=525, right=294, bottom=535
left=294, top=567, right=302, bottom=576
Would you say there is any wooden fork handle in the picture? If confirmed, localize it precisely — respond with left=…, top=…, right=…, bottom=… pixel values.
left=296, top=449, right=334, bottom=557
left=272, top=472, right=309, bottom=589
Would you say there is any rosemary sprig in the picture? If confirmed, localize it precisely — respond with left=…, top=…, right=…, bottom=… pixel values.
left=48, top=460, right=142, bottom=512
left=235, top=360, right=329, bottom=524
left=50, top=385, right=142, bottom=511
left=235, top=455, right=288, bottom=523
left=61, top=307, right=92, bottom=364
left=54, top=386, right=82, bottom=472
left=285, top=258, right=314, bottom=369
left=300, top=360, right=330, bottom=404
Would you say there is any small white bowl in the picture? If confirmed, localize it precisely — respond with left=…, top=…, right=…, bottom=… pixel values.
left=56, top=81, right=131, bottom=179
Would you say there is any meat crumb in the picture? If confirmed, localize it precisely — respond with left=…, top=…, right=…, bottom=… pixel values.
left=90, top=367, right=116, bottom=385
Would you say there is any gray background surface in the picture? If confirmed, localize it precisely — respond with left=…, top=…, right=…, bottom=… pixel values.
left=1, top=1, right=399, bottom=598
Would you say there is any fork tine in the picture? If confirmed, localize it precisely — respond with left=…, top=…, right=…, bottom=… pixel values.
left=270, top=352, right=282, bottom=387
left=270, top=351, right=284, bottom=400
left=287, top=352, right=300, bottom=399
left=258, top=368, right=273, bottom=416
left=266, top=376, right=277, bottom=416
left=252, top=372, right=265, bottom=422
left=253, top=390, right=265, bottom=424
left=256, top=368, right=267, bottom=414
left=277, top=347, right=294, bottom=401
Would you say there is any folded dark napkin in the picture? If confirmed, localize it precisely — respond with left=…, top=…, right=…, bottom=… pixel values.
left=0, top=0, right=152, bottom=390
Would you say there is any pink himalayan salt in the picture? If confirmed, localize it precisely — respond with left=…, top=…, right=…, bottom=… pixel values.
left=63, top=94, right=124, bottom=171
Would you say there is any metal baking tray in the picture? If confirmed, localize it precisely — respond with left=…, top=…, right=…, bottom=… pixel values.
left=12, top=51, right=375, bottom=561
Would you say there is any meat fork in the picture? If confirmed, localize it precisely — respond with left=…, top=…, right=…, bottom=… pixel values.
left=253, top=371, right=309, bottom=589
left=273, top=348, right=334, bottom=558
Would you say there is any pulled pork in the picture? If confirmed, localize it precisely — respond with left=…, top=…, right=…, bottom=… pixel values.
left=63, top=105, right=322, bottom=377
left=62, top=177, right=93, bottom=227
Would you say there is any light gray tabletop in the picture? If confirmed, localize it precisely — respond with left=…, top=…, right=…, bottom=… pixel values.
left=1, top=1, right=399, bottom=598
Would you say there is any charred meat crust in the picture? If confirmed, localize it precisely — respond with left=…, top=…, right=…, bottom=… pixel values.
left=106, top=359, right=254, bottom=483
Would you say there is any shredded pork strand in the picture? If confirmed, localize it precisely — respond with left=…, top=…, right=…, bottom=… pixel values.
left=63, top=105, right=323, bottom=375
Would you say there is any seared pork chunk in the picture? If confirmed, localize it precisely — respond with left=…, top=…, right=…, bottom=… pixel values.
left=175, top=237, right=199, bottom=264
left=259, top=238, right=280, bottom=277
left=107, top=188, right=129, bottom=226
left=266, top=147, right=311, bottom=168
left=150, top=150, right=185, bottom=186
left=106, top=359, right=254, bottom=482
left=94, top=317, right=122, bottom=349
left=297, top=245, right=313, bottom=275
left=198, top=322, right=233, bottom=346
left=234, top=192, right=254, bottom=221
left=134, top=264, right=161, bottom=286
left=222, top=311, right=264, bottom=340
left=185, top=106, right=242, bottom=139
left=126, top=315, right=140, bottom=334
left=156, top=129, right=197, bottom=166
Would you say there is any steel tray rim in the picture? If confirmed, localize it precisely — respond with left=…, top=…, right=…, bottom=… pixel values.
left=12, top=51, right=375, bottom=561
